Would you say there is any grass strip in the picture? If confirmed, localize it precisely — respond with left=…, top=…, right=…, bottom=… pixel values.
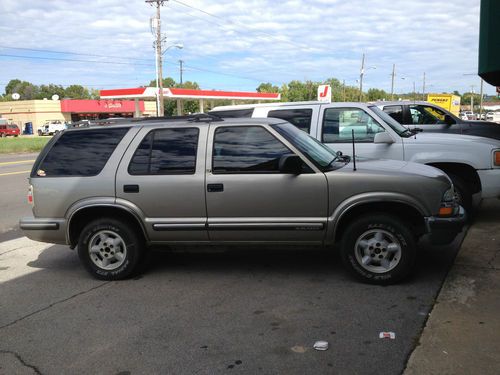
left=0, top=136, right=51, bottom=154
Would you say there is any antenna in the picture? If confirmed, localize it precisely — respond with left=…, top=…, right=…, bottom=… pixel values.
left=352, top=129, right=357, bottom=171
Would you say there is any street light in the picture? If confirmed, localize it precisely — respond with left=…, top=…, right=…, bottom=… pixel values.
left=359, top=53, right=376, bottom=102
left=153, top=41, right=183, bottom=116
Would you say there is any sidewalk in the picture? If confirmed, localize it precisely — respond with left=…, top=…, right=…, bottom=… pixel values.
left=405, top=199, right=500, bottom=375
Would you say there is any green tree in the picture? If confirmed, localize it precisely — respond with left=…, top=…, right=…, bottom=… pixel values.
left=38, top=84, right=65, bottom=100
left=64, top=85, right=91, bottom=99
left=4, top=79, right=39, bottom=100
left=366, top=88, right=389, bottom=101
left=257, top=82, right=279, bottom=93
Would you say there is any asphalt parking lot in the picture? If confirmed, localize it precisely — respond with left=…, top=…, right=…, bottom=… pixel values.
left=0, top=153, right=465, bottom=374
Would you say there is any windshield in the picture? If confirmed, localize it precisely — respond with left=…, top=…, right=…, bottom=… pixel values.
left=369, top=106, right=412, bottom=137
left=272, top=122, right=340, bottom=171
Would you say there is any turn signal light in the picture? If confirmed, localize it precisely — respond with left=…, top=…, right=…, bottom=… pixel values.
left=27, top=185, right=33, bottom=205
left=439, top=207, right=453, bottom=216
left=494, top=151, right=500, bottom=166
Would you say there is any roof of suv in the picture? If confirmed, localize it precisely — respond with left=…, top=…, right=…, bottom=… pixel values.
left=62, top=115, right=288, bottom=132
left=211, top=101, right=376, bottom=112
left=370, top=100, right=436, bottom=107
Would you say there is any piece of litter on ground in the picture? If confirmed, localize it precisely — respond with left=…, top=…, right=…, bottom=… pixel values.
left=313, top=340, right=329, bottom=351
left=291, top=345, right=307, bottom=353
left=379, top=332, right=396, bottom=339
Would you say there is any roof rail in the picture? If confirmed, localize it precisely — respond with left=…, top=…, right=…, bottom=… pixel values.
left=132, top=113, right=224, bottom=123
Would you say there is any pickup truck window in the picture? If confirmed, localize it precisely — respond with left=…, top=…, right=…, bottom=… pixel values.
left=369, top=106, right=413, bottom=137
left=409, top=105, right=447, bottom=124
left=382, top=105, right=404, bottom=123
left=272, top=122, right=338, bottom=171
left=322, top=108, right=385, bottom=143
left=267, top=108, right=312, bottom=133
left=35, top=128, right=129, bottom=177
left=213, top=126, right=291, bottom=174
left=128, top=128, right=199, bottom=175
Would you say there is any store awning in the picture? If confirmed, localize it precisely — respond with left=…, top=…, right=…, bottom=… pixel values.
left=479, top=0, right=500, bottom=86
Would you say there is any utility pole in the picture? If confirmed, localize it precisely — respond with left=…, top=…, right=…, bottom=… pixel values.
left=342, top=79, right=346, bottom=101
left=413, top=81, right=416, bottom=102
left=470, top=85, right=475, bottom=114
left=147, top=0, right=167, bottom=117
left=422, top=72, right=426, bottom=100
left=359, top=53, right=365, bottom=102
left=179, top=60, right=184, bottom=85
left=390, top=64, right=395, bottom=101
left=479, top=78, right=484, bottom=116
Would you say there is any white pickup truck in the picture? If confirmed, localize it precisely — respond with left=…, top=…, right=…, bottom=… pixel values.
left=210, top=101, right=500, bottom=213
left=38, top=120, right=67, bottom=136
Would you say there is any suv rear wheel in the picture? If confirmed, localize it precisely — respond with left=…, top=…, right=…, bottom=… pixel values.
left=340, top=213, right=416, bottom=285
left=78, top=218, right=144, bottom=280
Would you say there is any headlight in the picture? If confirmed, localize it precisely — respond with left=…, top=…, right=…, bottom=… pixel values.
left=442, top=187, right=455, bottom=203
left=439, top=187, right=456, bottom=217
left=494, top=150, right=500, bottom=167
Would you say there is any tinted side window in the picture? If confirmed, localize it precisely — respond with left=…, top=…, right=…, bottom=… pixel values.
left=322, top=108, right=385, bottom=143
left=129, top=128, right=199, bottom=175
left=209, top=109, right=254, bottom=118
left=36, top=128, right=128, bottom=177
left=409, top=105, right=446, bottom=124
left=267, top=109, right=312, bottom=133
left=213, top=126, right=291, bottom=173
left=383, top=106, right=404, bottom=124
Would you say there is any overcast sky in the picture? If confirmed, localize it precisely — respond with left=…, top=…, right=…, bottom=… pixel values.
left=0, top=0, right=494, bottom=96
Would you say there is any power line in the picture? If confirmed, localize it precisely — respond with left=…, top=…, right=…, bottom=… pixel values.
left=0, top=45, right=152, bottom=62
left=0, top=53, right=153, bottom=66
left=171, top=0, right=311, bottom=50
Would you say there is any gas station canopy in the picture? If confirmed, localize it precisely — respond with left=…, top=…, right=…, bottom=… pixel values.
left=100, top=87, right=280, bottom=101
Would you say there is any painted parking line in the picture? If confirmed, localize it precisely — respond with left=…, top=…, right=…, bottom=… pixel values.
left=0, top=159, right=35, bottom=166
left=0, top=170, right=31, bottom=177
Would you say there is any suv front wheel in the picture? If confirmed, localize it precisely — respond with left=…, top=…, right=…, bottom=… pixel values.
left=340, top=213, right=416, bottom=285
left=78, top=218, right=144, bottom=280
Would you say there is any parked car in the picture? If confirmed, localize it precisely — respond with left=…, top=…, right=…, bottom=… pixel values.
left=370, top=101, right=500, bottom=140
left=210, top=102, right=500, bottom=213
left=20, top=116, right=465, bottom=284
left=0, top=123, right=20, bottom=137
left=38, top=120, right=67, bottom=136
left=486, top=111, right=500, bottom=123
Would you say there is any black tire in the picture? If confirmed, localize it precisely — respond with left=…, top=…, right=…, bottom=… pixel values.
left=447, top=173, right=472, bottom=215
left=340, top=213, right=416, bottom=285
left=38, top=130, right=43, bottom=136
left=78, top=218, right=144, bottom=280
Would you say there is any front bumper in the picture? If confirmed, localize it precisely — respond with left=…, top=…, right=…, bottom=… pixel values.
left=19, top=217, right=68, bottom=245
left=425, top=206, right=467, bottom=245
left=477, top=169, right=500, bottom=199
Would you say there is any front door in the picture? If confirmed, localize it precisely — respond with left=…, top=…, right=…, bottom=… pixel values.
left=320, top=106, right=404, bottom=160
left=205, top=124, right=328, bottom=243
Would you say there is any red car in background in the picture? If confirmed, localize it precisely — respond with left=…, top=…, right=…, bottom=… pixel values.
left=0, top=123, right=20, bottom=137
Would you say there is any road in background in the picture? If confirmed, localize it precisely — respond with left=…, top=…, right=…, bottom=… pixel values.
left=0, top=153, right=37, bottom=241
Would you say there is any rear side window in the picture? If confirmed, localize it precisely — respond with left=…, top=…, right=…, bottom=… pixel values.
left=128, top=128, right=199, bottom=175
left=267, top=109, right=312, bottom=133
left=35, top=128, right=129, bottom=177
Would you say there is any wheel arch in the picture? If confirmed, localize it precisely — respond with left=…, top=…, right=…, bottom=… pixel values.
left=426, top=162, right=481, bottom=194
left=331, top=201, right=427, bottom=244
left=67, top=205, right=148, bottom=248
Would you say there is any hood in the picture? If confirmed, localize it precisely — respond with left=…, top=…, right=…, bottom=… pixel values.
left=404, top=131, right=500, bottom=148
left=345, top=158, right=449, bottom=180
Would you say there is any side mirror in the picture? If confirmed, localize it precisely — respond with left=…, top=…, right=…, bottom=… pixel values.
left=373, top=132, right=394, bottom=144
left=279, top=154, right=303, bottom=174
left=444, top=114, right=455, bottom=126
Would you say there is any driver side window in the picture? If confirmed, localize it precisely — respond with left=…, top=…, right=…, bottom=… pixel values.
left=409, top=105, right=447, bottom=125
left=322, top=108, right=385, bottom=143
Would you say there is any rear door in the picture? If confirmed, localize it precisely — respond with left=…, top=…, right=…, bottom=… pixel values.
left=205, top=124, right=328, bottom=243
left=116, top=125, right=208, bottom=242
